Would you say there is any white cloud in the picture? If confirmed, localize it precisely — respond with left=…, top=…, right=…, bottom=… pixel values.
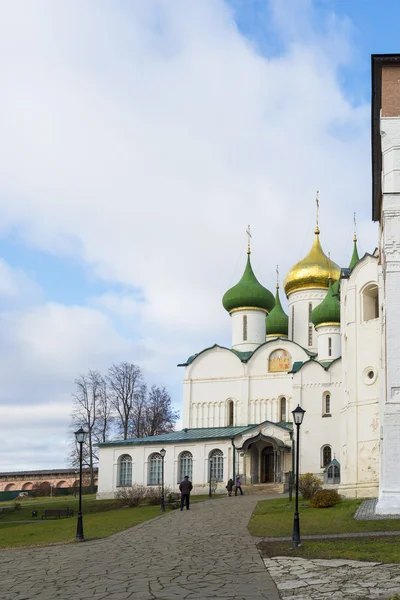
left=0, top=1, right=378, bottom=468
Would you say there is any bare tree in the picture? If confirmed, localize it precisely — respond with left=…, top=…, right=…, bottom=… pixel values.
left=69, top=370, right=105, bottom=490
left=107, top=362, right=146, bottom=440
left=143, top=385, right=179, bottom=437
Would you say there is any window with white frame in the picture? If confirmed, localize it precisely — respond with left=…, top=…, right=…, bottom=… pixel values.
left=179, top=451, right=193, bottom=482
left=243, top=315, right=248, bottom=341
left=323, top=393, right=331, bottom=416
left=118, top=454, right=132, bottom=487
left=148, top=453, right=162, bottom=485
left=279, top=397, right=287, bottom=422
left=291, top=306, right=294, bottom=339
left=209, top=449, right=224, bottom=481
left=321, top=445, right=332, bottom=467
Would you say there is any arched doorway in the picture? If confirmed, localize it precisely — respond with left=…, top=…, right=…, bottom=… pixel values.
left=241, top=433, right=288, bottom=484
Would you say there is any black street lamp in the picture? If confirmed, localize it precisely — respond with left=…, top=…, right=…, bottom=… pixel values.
left=74, top=427, right=88, bottom=542
left=292, top=404, right=305, bottom=549
left=208, top=458, right=212, bottom=498
left=160, top=448, right=166, bottom=511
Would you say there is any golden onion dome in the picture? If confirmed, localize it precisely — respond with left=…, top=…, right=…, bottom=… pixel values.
left=283, top=228, right=340, bottom=296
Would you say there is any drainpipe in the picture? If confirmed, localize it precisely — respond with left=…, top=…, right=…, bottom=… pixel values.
left=231, top=439, right=236, bottom=480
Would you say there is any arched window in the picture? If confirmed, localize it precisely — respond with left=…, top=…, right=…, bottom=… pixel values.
left=118, top=454, right=132, bottom=487
left=328, top=337, right=332, bottom=357
left=323, top=393, right=331, bottom=416
left=148, top=453, right=162, bottom=486
left=308, top=302, right=313, bottom=346
left=321, top=445, right=332, bottom=467
left=179, top=451, right=193, bottom=482
left=243, top=315, right=248, bottom=341
left=291, top=306, right=294, bottom=339
left=209, top=449, right=224, bottom=481
left=227, top=400, right=234, bottom=426
left=279, top=397, right=287, bottom=422
left=362, top=284, right=379, bottom=322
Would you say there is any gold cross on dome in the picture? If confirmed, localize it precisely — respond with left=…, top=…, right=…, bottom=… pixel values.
left=353, top=212, right=357, bottom=242
left=315, top=191, right=320, bottom=234
left=246, top=224, right=252, bottom=254
left=276, top=265, right=279, bottom=289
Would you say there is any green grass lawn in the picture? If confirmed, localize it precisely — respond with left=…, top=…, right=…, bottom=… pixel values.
left=248, top=497, right=400, bottom=537
left=0, top=493, right=216, bottom=550
left=251, top=497, right=400, bottom=564
left=257, top=536, right=400, bottom=564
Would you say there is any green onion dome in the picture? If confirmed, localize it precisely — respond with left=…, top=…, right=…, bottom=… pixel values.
left=266, top=285, right=288, bottom=337
left=311, top=279, right=340, bottom=327
left=349, top=236, right=360, bottom=269
left=222, top=253, right=275, bottom=314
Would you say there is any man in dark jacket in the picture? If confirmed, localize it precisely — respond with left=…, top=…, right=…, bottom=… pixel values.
left=179, top=475, right=193, bottom=510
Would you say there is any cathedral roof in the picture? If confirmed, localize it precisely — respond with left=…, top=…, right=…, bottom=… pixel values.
left=266, top=285, right=288, bottom=338
left=222, top=252, right=275, bottom=314
left=283, top=229, right=340, bottom=296
left=310, top=279, right=341, bottom=327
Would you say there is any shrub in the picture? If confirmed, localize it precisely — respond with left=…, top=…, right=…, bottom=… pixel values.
left=299, top=473, right=322, bottom=500
left=115, top=484, right=148, bottom=507
left=146, top=485, right=172, bottom=505
left=309, top=489, right=341, bottom=508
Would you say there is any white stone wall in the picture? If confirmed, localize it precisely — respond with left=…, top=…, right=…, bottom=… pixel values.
left=288, top=289, right=326, bottom=351
left=231, top=308, right=266, bottom=351
left=97, top=439, right=234, bottom=499
left=376, top=117, right=400, bottom=514
left=339, top=255, right=380, bottom=498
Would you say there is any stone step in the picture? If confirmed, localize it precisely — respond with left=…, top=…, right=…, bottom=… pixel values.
left=242, top=483, right=285, bottom=495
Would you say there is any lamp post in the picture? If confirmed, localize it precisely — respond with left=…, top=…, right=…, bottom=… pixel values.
left=208, top=458, right=212, bottom=498
left=160, top=448, right=166, bottom=511
left=74, top=427, right=88, bottom=542
left=291, top=404, right=305, bottom=549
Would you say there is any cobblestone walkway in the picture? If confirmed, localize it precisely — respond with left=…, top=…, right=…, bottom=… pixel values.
left=0, top=495, right=280, bottom=600
left=264, top=556, right=400, bottom=599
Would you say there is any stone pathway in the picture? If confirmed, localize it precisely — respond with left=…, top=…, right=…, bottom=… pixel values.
left=263, top=556, right=400, bottom=599
left=0, top=494, right=280, bottom=600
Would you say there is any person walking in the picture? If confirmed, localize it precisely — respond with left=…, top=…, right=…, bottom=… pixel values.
left=179, top=475, right=193, bottom=510
left=226, top=478, right=234, bottom=496
left=234, top=475, right=244, bottom=496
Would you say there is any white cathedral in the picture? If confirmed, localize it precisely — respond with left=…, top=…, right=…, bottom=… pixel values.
left=98, top=218, right=380, bottom=500
left=98, top=55, right=400, bottom=514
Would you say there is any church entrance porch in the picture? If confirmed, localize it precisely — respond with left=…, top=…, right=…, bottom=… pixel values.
left=239, top=433, right=290, bottom=486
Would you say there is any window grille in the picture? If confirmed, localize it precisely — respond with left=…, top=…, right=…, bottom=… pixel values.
left=228, top=401, right=234, bottom=426
left=243, top=315, right=248, bottom=341
left=148, top=453, right=162, bottom=485
left=322, top=445, right=332, bottom=467
left=324, top=394, right=331, bottom=415
left=209, top=449, right=224, bottom=481
left=119, top=454, right=132, bottom=487
left=280, top=397, right=287, bottom=422
left=179, top=451, right=193, bottom=482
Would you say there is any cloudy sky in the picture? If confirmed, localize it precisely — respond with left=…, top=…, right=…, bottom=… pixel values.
left=0, top=0, right=396, bottom=470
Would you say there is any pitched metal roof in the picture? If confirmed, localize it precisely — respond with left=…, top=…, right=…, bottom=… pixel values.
left=98, top=422, right=293, bottom=448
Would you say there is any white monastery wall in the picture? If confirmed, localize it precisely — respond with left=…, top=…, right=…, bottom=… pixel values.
left=377, top=117, right=400, bottom=513
left=340, top=256, right=380, bottom=497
